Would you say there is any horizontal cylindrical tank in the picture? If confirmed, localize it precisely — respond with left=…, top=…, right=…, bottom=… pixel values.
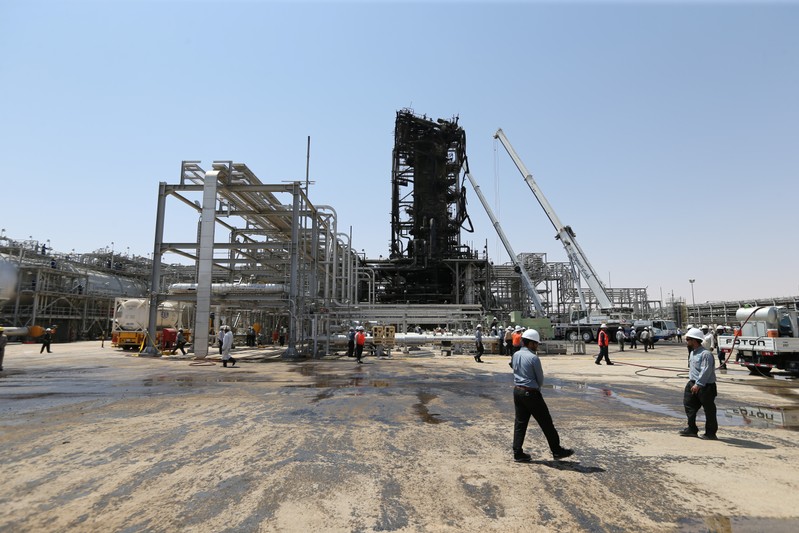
left=736, top=307, right=779, bottom=326
left=115, top=299, right=180, bottom=331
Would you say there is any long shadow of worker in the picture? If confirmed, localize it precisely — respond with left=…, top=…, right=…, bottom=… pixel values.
left=530, top=460, right=605, bottom=473
left=713, top=437, right=775, bottom=450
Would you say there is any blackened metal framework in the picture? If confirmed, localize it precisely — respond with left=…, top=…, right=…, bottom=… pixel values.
left=378, top=109, right=487, bottom=306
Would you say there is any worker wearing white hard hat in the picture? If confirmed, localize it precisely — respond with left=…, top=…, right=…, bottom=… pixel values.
left=701, top=325, right=715, bottom=353
left=354, top=326, right=366, bottom=364
left=511, top=326, right=523, bottom=353
left=714, top=325, right=727, bottom=369
left=474, top=325, right=484, bottom=363
left=504, top=326, right=514, bottom=355
left=640, top=326, right=652, bottom=353
left=629, top=325, right=638, bottom=349
left=595, top=323, right=613, bottom=365
left=40, top=327, right=53, bottom=354
left=680, top=327, right=718, bottom=439
left=510, top=329, right=574, bottom=462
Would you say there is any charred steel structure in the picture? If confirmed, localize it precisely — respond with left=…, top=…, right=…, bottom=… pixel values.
left=373, top=109, right=489, bottom=306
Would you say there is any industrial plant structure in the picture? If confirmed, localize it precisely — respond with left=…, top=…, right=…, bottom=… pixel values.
left=12, top=109, right=784, bottom=355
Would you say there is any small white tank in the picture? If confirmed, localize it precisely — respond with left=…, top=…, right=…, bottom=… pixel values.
left=116, top=299, right=180, bottom=331
left=736, top=306, right=779, bottom=327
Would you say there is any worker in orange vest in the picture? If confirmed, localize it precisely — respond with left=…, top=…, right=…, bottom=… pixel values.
left=595, top=324, right=614, bottom=365
left=355, top=325, right=367, bottom=364
left=511, top=326, right=523, bottom=353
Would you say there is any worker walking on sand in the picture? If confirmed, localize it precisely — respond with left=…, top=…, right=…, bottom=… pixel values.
left=40, top=328, right=53, bottom=354
left=221, top=326, right=237, bottom=368
left=595, top=324, right=613, bottom=365
left=511, top=329, right=574, bottom=462
left=474, top=325, right=484, bottom=363
left=641, top=327, right=651, bottom=353
left=680, top=328, right=718, bottom=440
left=616, top=327, right=626, bottom=352
left=172, top=329, right=187, bottom=355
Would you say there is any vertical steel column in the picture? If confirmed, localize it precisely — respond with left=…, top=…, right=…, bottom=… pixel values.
left=192, top=171, right=220, bottom=358
left=144, top=182, right=167, bottom=356
left=283, top=182, right=301, bottom=359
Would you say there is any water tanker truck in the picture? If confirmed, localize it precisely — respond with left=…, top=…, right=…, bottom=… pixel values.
left=111, top=297, right=189, bottom=351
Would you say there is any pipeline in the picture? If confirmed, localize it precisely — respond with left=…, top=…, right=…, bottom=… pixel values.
left=1, top=325, right=45, bottom=338
left=168, top=283, right=286, bottom=294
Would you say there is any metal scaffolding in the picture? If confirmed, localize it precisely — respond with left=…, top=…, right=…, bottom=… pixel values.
left=0, top=237, right=159, bottom=341
left=150, top=161, right=361, bottom=358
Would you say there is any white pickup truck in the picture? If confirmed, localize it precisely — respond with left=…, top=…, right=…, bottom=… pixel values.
left=718, top=306, right=799, bottom=376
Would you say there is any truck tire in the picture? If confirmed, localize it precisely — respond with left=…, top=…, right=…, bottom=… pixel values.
left=581, top=331, right=593, bottom=342
left=568, top=331, right=580, bottom=342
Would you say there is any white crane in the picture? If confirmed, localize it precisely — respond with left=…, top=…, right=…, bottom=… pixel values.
left=464, top=169, right=546, bottom=316
left=494, top=128, right=614, bottom=311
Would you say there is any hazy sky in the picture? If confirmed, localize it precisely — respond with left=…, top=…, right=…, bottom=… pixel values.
left=1, top=0, right=797, bottom=304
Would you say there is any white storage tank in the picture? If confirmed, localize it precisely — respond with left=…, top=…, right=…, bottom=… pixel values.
left=115, top=299, right=180, bottom=331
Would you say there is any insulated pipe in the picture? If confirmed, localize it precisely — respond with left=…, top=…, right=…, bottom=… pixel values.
left=1, top=325, right=44, bottom=338
left=168, top=283, right=286, bottom=294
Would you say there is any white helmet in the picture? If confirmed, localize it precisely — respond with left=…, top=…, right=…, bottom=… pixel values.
left=600, top=323, right=607, bottom=328
left=475, top=324, right=482, bottom=328
left=686, top=327, right=705, bottom=341
left=715, top=325, right=725, bottom=331
left=521, top=329, right=541, bottom=343
left=506, top=326, right=513, bottom=331
left=701, top=324, right=709, bottom=330
left=514, top=325, right=522, bottom=331
left=686, top=324, right=694, bottom=330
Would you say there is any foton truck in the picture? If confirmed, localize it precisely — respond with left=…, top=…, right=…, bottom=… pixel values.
left=718, top=306, right=799, bottom=376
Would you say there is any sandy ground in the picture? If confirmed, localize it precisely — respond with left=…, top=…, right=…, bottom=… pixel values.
left=1, top=340, right=798, bottom=532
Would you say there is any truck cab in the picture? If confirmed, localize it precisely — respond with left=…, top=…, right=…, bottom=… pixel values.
left=632, top=319, right=677, bottom=341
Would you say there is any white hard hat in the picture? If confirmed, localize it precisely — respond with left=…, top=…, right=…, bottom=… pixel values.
left=600, top=323, right=607, bottom=328
left=686, top=328, right=705, bottom=341
left=715, top=325, right=725, bottom=330
left=506, top=326, right=512, bottom=331
left=701, top=324, right=709, bottom=330
left=514, top=325, right=522, bottom=331
left=686, top=324, right=693, bottom=329
left=521, top=329, right=541, bottom=343
left=475, top=324, right=482, bottom=328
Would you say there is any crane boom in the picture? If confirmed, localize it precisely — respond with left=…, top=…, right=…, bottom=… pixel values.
left=464, top=171, right=546, bottom=316
left=494, top=128, right=614, bottom=310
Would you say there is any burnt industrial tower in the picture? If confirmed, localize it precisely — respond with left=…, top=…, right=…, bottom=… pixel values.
left=377, top=109, right=487, bottom=305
